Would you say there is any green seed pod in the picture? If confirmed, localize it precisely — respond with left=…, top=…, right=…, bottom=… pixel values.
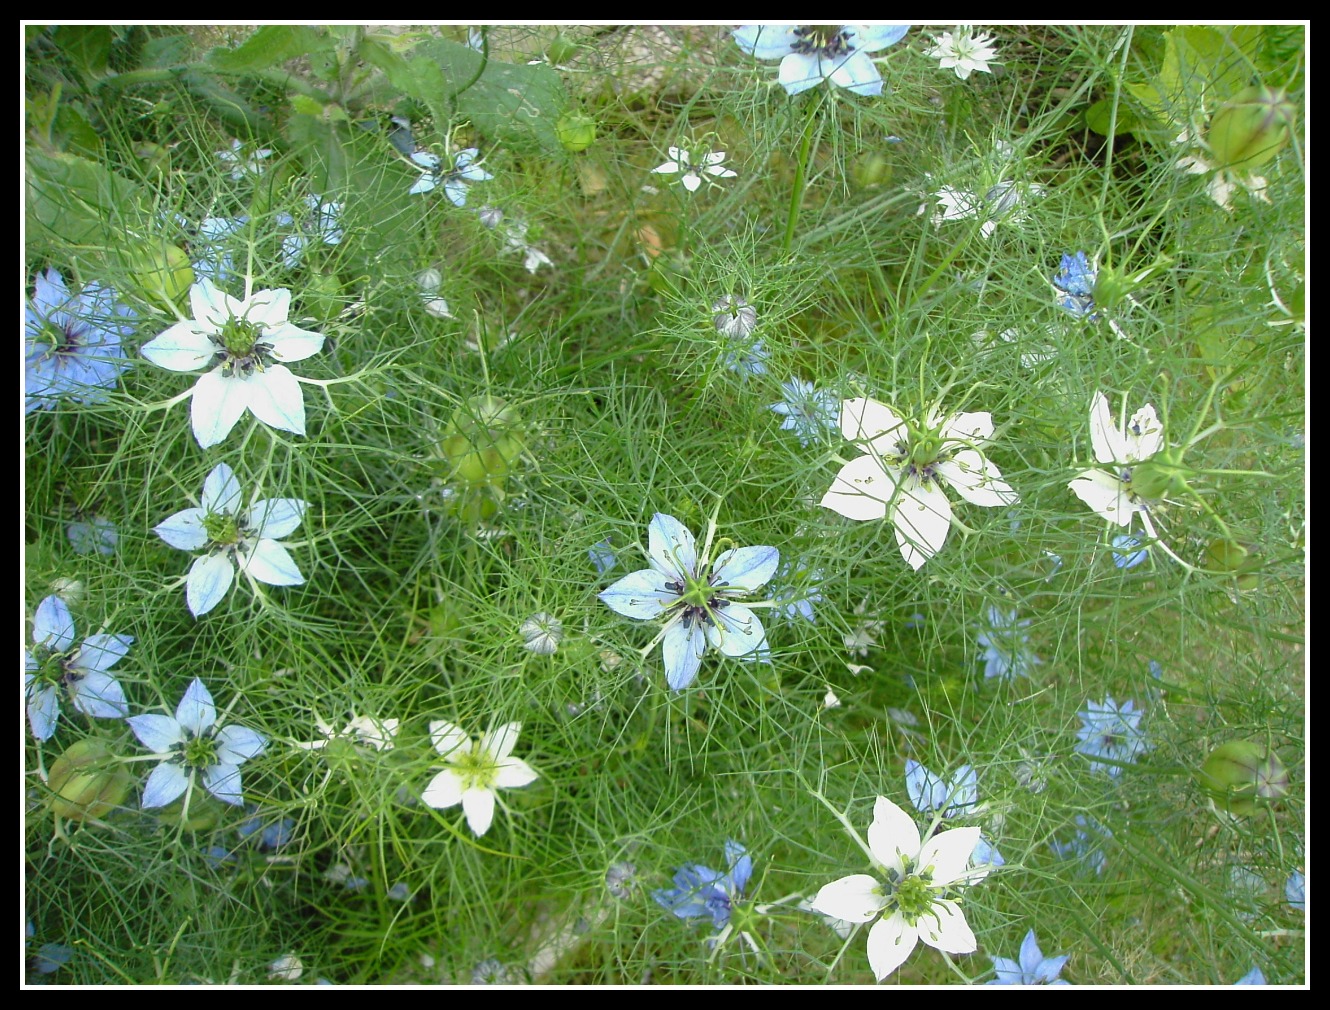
left=851, top=151, right=892, bottom=189
left=545, top=33, right=580, bottom=66
left=1196, top=740, right=1289, bottom=816
left=301, top=269, right=343, bottom=321
left=1206, top=85, right=1296, bottom=170
left=1130, top=458, right=1192, bottom=499
left=1206, top=539, right=1250, bottom=572
left=47, top=738, right=131, bottom=820
left=555, top=112, right=597, bottom=153
left=126, top=240, right=194, bottom=309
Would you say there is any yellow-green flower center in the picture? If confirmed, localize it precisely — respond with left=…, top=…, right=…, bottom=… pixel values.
left=181, top=734, right=218, bottom=770
left=793, top=26, right=852, bottom=57
left=202, top=511, right=240, bottom=546
left=452, top=746, right=500, bottom=791
left=220, top=317, right=262, bottom=358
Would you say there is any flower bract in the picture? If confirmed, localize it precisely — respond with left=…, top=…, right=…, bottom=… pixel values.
left=26, top=268, right=136, bottom=413
left=140, top=279, right=326, bottom=448
left=421, top=720, right=539, bottom=836
left=25, top=595, right=131, bottom=740
left=733, top=25, right=910, bottom=97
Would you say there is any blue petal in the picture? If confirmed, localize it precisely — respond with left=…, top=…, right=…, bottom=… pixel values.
left=724, top=839, right=753, bottom=893
left=732, top=24, right=797, bottom=59
left=662, top=616, right=706, bottom=690
left=175, top=678, right=217, bottom=736
left=203, top=762, right=245, bottom=805
left=848, top=25, right=910, bottom=51
left=26, top=682, right=60, bottom=741
left=141, top=761, right=189, bottom=808
left=647, top=513, right=697, bottom=581
left=598, top=568, right=676, bottom=618
left=33, top=596, right=76, bottom=652
left=710, top=544, right=779, bottom=592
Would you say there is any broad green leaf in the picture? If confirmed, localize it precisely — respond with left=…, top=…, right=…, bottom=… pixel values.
left=25, top=150, right=142, bottom=255
left=52, top=25, right=112, bottom=77
left=1085, top=98, right=1138, bottom=137
left=209, top=25, right=332, bottom=72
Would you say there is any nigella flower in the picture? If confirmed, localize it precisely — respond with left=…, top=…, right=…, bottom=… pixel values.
left=712, top=295, right=758, bottom=340
left=810, top=796, right=985, bottom=981
left=421, top=720, right=539, bottom=837
left=1050, top=815, right=1112, bottom=876
left=190, top=215, right=248, bottom=287
left=1075, top=696, right=1151, bottom=777
left=217, top=139, right=273, bottom=181
left=769, top=377, right=838, bottom=446
left=154, top=462, right=310, bottom=618
left=821, top=397, right=1019, bottom=570
left=476, top=207, right=554, bottom=273
left=927, top=179, right=1044, bottom=238
left=723, top=339, right=769, bottom=377
left=588, top=538, right=619, bottom=575
left=1053, top=250, right=1098, bottom=318
left=520, top=612, right=564, bottom=655
left=985, top=929, right=1071, bottom=985
left=26, top=922, right=74, bottom=977
left=1068, top=391, right=1165, bottom=535
left=417, top=268, right=454, bottom=320
left=651, top=146, right=737, bottom=193
left=904, top=759, right=978, bottom=817
left=279, top=195, right=344, bottom=269
left=140, top=279, right=326, bottom=448
left=772, top=558, right=824, bottom=623
left=598, top=513, right=779, bottom=690
left=1234, top=967, right=1267, bottom=985
left=732, top=25, right=910, bottom=97
left=1111, top=534, right=1148, bottom=569
left=237, top=808, right=295, bottom=850
left=127, top=677, right=267, bottom=808
left=926, top=26, right=999, bottom=80
left=294, top=714, right=400, bottom=753
left=1285, top=869, right=1305, bottom=912
left=654, top=840, right=753, bottom=929
left=25, top=595, right=131, bottom=740
left=975, top=605, right=1040, bottom=680
left=67, top=515, right=118, bottom=556
left=409, top=147, right=492, bottom=206
left=25, top=268, right=135, bottom=413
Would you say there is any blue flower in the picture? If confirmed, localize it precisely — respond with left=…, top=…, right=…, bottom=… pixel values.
left=1074, top=696, right=1151, bottom=777
left=216, top=139, right=272, bottom=180
left=975, top=605, right=1040, bottom=681
left=280, top=195, right=345, bottom=269
left=190, top=215, right=248, bottom=287
left=237, top=809, right=295, bottom=850
left=409, top=147, right=492, bottom=206
left=127, top=678, right=267, bottom=809
left=1234, top=967, right=1267, bottom=985
left=589, top=538, right=619, bottom=575
left=723, top=339, right=770, bottom=377
left=67, top=515, right=118, bottom=556
left=733, top=25, right=910, bottom=97
left=26, top=922, right=73, bottom=976
left=986, top=929, right=1071, bottom=985
left=1111, top=534, right=1148, bottom=569
left=772, top=559, right=824, bottom=623
left=1050, top=815, right=1112, bottom=876
left=654, top=840, right=753, bottom=929
left=25, top=595, right=131, bottom=741
left=971, top=834, right=1005, bottom=869
left=769, top=377, right=838, bottom=446
left=1285, top=869, right=1305, bottom=912
left=1053, top=251, right=1098, bottom=318
left=599, top=514, right=778, bottom=689
left=905, top=759, right=979, bottom=817
left=25, top=268, right=135, bottom=413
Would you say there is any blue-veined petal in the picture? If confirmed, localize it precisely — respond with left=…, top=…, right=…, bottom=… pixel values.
left=647, top=513, right=697, bottom=581
left=706, top=603, right=766, bottom=658
left=187, top=553, right=235, bottom=617
left=710, top=544, right=779, bottom=592
left=33, top=596, right=76, bottom=652
left=661, top=616, right=706, bottom=690
left=141, top=761, right=189, bottom=808
left=597, top=568, right=676, bottom=618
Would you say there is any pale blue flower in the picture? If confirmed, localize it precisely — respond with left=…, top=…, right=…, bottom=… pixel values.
left=1054, top=251, right=1098, bottom=318
left=772, top=559, right=824, bottom=623
left=986, top=929, right=1071, bottom=985
left=976, top=605, right=1040, bottom=681
left=26, top=922, right=73, bottom=976
left=1111, top=534, right=1148, bottom=569
left=217, top=139, right=272, bottom=180
left=471, top=958, right=521, bottom=985
left=67, top=515, right=118, bottom=556
left=237, top=809, right=295, bottom=849
left=153, top=462, right=310, bottom=618
left=1234, top=967, right=1267, bottom=985
left=191, top=215, right=248, bottom=286
left=280, top=195, right=344, bottom=269
left=127, top=678, right=267, bottom=808
left=589, top=538, right=619, bottom=575
left=654, top=840, right=753, bottom=929
left=25, top=268, right=135, bottom=413
left=971, top=835, right=1005, bottom=869
left=25, top=595, right=131, bottom=741
left=723, top=339, right=770, bottom=377
left=1285, top=869, right=1305, bottom=912
left=905, top=759, right=978, bottom=816
left=606, top=861, right=637, bottom=900
left=409, top=148, right=492, bottom=206
left=387, top=882, right=412, bottom=902
left=598, top=513, right=778, bottom=690
left=732, top=25, right=910, bottom=97
left=1050, top=815, right=1111, bottom=875
left=1075, top=696, right=1151, bottom=776
left=769, top=377, right=838, bottom=446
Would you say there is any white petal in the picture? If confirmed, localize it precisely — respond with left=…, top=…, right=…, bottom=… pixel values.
left=461, top=787, right=497, bottom=836
left=201, top=462, right=242, bottom=515
left=215, top=724, right=267, bottom=764
left=187, top=554, right=235, bottom=616
left=866, top=912, right=919, bottom=980
left=892, top=478, right=953, bottom=570
left=244, top=365, right=306, bottom=436
left=840, top=397, right=905, bottom=444
left=917, top=898, right=976, bottom=955
left=825, top=50, right=884, bottom=97
left=264, top=323, right=325, bottom=363
left=1068, top=469, right=1135, bottom=526
left=141, top=762, right=189, bottom=808
left=239, top=539, right=304, bottom=586
left=681, top=173, right=702, bottom=193
left=778, top=52, right=825, bottom=95
left=140, top=322, right=218, bottom=372
left=661, top=616, right=706, bottom=690
left=732, top=24, right=798, bottom=60
left=935, top=450, right=1018, bottom=507
left=1089, top=391, right=1130, bottom=464
left=1126, top=403, right=1163, bottom=461
left=647, top=514, right=697, bottom=581
left=820, top=454, right=894, bottom=521
left=409, top=175, right=438, bottom=196
left=867, top=796, right=921, bottom=876
left=494, top=757, right=538, bottom=790
left=190, top=370, right=250, bottom=449
left=128, top=713, right=182, bottom=753
left=941, top=410, right=994, bottom=443
left=850, top=24, right=911, bottom=52
left=704, top=165, right=737, bottom=179
left=702, top=151, right=728, bottom=166
left=810, top=873, right=888, bottom=923
left=411, top=152, right=441, bottom=172
left=429, top=721, right=470, bottom=758
left=706, top=604, right=766, bottom=658
left=651, top=161, right=681, bottom=175
left=481, top=722, right=523, bottom=763
left=69, top=669, right=128, bottom=719
left=598, top=568, right=676, bottom=619
left=245, top=498, right=308, bottom=540
left=709, top=545, right=779, bottom=592
left=422, top=768, right=464, bottom=809
left=917, top=826, right=981, bottom=886
left=191, top=279, right=245, bottom=331
left=243, top=288, right=292, bottom=330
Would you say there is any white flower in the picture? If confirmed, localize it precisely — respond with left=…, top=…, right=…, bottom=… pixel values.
left=811, top=796, right=983, bottom=981
left=409, top=147, right=493, bottom=206
left=295, top=714, right=400, bottom=752
left=217, top=139, right=273, bottom=181
left=732, top=25, right=910, bottom=97
left=417, top=268, right=454, bottom=319
left=651, top=146, right=737, bottom=193
left=1067, top=391, right=1163, bottom=530
left=268, top=954, right=304, bottom=981
left=422, top=721, right=539, bottom=836
left=1174, top=128, right=1270, bottom=212
left=926, top=26, right=999, bottom=80
left=821, top=397, right=1019, bottom=570
left=154, top=462, right=310, bottom=617
left=927, top=180, right=1043, bottom=238
left=140, top=280, right=325, bottom=448
left=520, top=612, right=564, bottom=655
left=127, top=678, right=267, bottom=808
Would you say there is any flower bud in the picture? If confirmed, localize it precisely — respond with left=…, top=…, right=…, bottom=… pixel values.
left=1206, top=86, right=1296, bottom=171
left=1130, top=456, right=1192, bottom=499
left=1196, top=740, right=1289, bottom=816
left=127, top=240, right=194, bottom=309
left=47, top=739, right=131, bottom=820
left=301, top=269, right=342, bottom=321
left=545, top=33, right=580, bottom=66
left=556, top=112, right=597, bottom=153
left=1206, top=539, right=1250, bottom=572
left=851, top=151, right=892, bottom=189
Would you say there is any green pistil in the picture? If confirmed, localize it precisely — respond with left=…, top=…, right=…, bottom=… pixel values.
left=908, top=425, right=945, bottom=470
left=202, top=511, right=240, bottom=546
left=181, top=734, right=218, bottom=770
left=36, top=649, right=69, bottom=687
left=452, top=747, right=498, bottom=790
left=677, top=571, right=716, bottom=608
left=220, top=317, right=262, bottom=357
left=893, top=871, right=936, bottom=922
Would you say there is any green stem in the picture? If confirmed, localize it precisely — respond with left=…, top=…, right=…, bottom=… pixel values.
left=782, top=93, right=822, bottom=254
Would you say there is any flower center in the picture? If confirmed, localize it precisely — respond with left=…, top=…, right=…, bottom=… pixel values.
left=892, top=869, right=938, bottom=922
left=202, top=510, right=241, bottom=546
left=39, top=317, right=89, bottom=357
left=180, top=733, right=219, bottom=771
left=451, top=746, right=500, bottom=791
left=793, top=25, right=853, bottom=57
left=215, top=317, right=273, bottom=377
